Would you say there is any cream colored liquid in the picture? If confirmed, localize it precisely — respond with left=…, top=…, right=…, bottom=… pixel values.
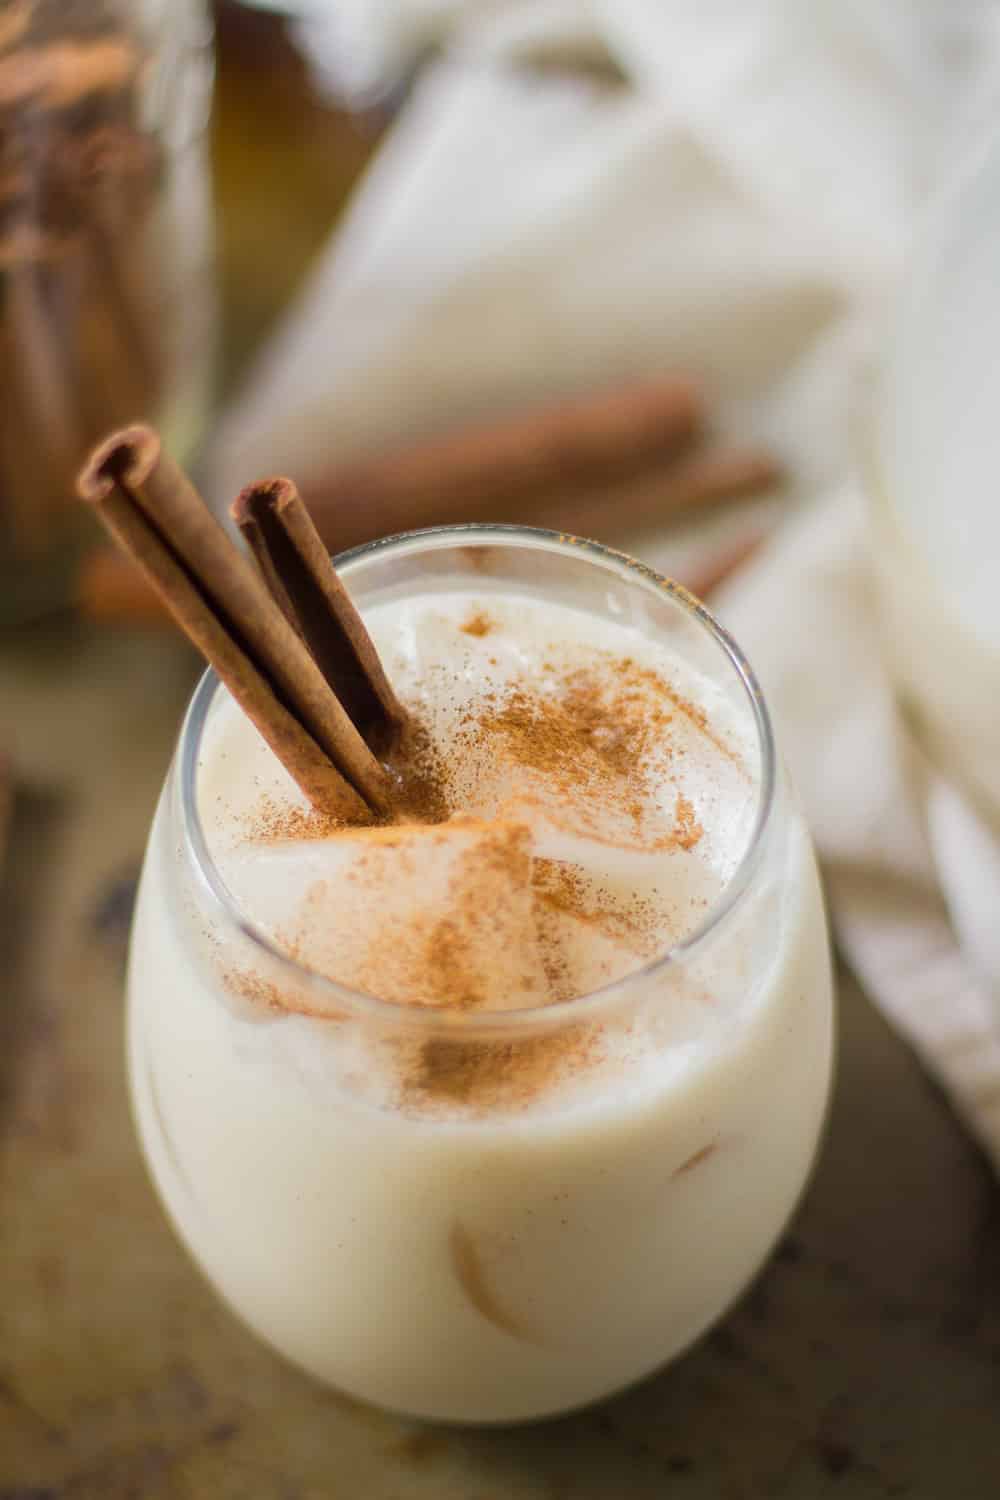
left=127, top=589, right=833, bottom=1421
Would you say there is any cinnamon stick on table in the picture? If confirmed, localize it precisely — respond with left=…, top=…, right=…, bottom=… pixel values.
left=77, top=425, right=399, bottom=820
left=75, top=379, right=782, bottom=627
left=300, top=376, right=708, bottom=550
left=233, top=478, right=406, bottom=755
left=520, top=445, right=779, bottom=548
left=682, top=531, right=766, bottom=601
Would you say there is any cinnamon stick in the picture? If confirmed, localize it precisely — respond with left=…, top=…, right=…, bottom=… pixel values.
left=76, top=438, right=781, bottom=628
left=300, top=434, right=778, bottom=560
left=299, top=376, right=704, bottom=546
left=77, top=425, right=392, bottom=820
left=683, top=530, right=766, bottom=601
left=536, top=446, right=780, bottom=543
left=233, top=478, right=406, bottom=754
left=77, top=515, right=771, bottom=630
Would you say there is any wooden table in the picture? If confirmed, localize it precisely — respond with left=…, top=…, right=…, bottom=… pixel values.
left=2, top=7, right=999, bottom=1497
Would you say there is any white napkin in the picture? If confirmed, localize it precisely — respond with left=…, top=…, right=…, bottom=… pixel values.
left=208, top=1, right=1000, bottom=1164
left=718, top=489, right=1000, bottom=1170
left=213, top=0, right=965, bottom=497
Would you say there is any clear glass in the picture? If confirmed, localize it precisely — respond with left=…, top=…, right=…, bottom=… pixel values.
left=0, top=0, right=215, bottom=622
left=126, top=527, right=834, bottom=1424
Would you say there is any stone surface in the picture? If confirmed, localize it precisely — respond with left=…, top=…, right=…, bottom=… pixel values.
left=1, top=619, right=998, bottom=1499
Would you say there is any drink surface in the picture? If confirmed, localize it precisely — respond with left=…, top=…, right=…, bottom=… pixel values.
left=198, top=587, right=759, bottom=1029
left=128, top=559, right=833, bottom=1421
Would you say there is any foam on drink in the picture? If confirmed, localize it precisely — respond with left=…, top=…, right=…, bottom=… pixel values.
left=200, top=589, right=757, bottom=1033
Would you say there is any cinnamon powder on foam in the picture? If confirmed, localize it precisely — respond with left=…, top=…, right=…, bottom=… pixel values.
left=225, top=616, right=727, bottom=1108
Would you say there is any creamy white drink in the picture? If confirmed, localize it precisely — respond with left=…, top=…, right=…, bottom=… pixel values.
left=128, top=530, right=834, bottom=1423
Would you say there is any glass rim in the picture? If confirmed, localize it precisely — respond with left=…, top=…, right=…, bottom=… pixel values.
left=176, top=523, right=777, bottom=1034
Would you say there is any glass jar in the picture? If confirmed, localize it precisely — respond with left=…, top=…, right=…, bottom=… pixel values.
left=0, top=0, right=215, bottom=623
left=126, top=528, right=834, bottom=1423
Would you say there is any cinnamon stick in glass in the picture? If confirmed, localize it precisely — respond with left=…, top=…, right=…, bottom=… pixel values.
left=77, top=425, right=393, bottom=820
left=233, top=478, right=406, bottom=754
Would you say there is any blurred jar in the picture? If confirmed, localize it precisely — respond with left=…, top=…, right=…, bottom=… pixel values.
left=0, top=0, right=215, bottom=623
left=864, top=129, right=1000, bottom=830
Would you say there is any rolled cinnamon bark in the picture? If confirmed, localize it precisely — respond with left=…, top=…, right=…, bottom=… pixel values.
left=234, top=478, right=407, bottom=753
left=682, top=531, right=765, bottom=602
left=299, top=376, right=705, bottom=547
left=78, top=426, right=392, bottom=820
left=521, top=445, right=780, bottom=546
left=76, top=398, right=782, bottom=629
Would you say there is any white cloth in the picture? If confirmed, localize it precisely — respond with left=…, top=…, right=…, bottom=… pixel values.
left=718, top=490, right=1000, bottom=1168
left=214, top=0, right=985, bottom=497
left=209, top=1, right=1000, bottom=1165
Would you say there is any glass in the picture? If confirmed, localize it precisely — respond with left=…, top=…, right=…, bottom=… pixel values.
left=0, top=0, right=215, bottom=623
left=126, top=527, right=834, bottom=1423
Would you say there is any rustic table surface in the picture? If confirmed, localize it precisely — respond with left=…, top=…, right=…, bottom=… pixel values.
left=2, top=7, right=999, bottom=1498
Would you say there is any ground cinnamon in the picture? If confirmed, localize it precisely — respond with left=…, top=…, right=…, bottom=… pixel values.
left=455, top=657, right=703, bottom=853
left=459, top=610, right=495, bottom=638
left=229, top=644, right=724, bottom=1087
left=408, top=1023, right=604, bottom=1113
left=204, top=547, right=747, bottom=1119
